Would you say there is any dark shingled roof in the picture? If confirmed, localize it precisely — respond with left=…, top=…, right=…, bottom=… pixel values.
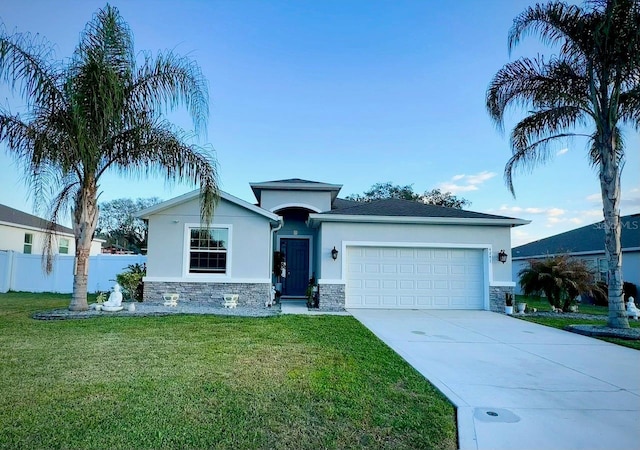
left=321, top=198, right=519, bottom=220
left=331, top=198, right=359, bottom=210
left=0, top=203, right=73, bottom=234
left=261, top=178, right=326, bottom=184
left=513, top=213, right=640, bottom=258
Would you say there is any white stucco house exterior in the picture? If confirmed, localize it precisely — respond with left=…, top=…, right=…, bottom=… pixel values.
left=138, top=179, right=529, bottom=311
left=0, top=204, right=103, bottom=256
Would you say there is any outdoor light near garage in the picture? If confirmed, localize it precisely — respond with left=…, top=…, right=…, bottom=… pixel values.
left=498, top=249, right=508, bottom=263
left=331, top=246, right=339, bottom=260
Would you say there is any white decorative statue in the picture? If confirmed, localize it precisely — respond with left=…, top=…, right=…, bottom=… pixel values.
left=266, top=285, right=276, bottom=307
left=626, top=296, right=639, bottom=320
left=102, top=283, right=124, bottom=312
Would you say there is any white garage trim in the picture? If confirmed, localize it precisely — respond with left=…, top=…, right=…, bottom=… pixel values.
left=342, top=241, right=491, bottom=310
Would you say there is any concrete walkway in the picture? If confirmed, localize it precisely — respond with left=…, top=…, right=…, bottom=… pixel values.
left=349, top=309, right=640, bottom=450
left=280, top=300, right=350, bottom=315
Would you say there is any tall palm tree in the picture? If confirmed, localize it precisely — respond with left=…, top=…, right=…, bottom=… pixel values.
left=0, top=5, right=219, bottom=310
left=486, top=0, right=640, bottom=328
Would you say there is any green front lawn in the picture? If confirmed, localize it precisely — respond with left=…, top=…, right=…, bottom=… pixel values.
left=515, top=294, right=607, bottom=315
left=515, top=295, right=640, bottom=351
left=0, top=292, right=456, bottom=450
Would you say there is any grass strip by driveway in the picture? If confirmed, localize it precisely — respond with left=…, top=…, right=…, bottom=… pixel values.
left=0, top=292, right=456, bottom=450
left=515, top=295, right=640, bottom=350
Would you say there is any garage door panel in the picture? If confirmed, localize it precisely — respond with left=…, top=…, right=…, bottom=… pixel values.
left=364, top=279, right=379, bottom=289
left=382, top=264, right=397, bottom=273
left=364, top=295, right=380, bottom=306
left=364, top=248, right=380, bottom=258
left=399, top=280, right=414, bottom=289
left=346, top=246, right=484, bottom=309
left=382, top=280, right=397, bottom=289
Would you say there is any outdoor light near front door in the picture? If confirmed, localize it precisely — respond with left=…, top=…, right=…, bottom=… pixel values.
left=331, top=246, right=339, bottom=260
left=498, top=249, right=508, bottom=263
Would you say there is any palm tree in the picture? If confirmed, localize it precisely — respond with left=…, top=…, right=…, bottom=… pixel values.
left=486, top=0, right=640, bottom=328
left=0, top=5, right=219, bottom=310
left=518, top=255, right=602, bottom=311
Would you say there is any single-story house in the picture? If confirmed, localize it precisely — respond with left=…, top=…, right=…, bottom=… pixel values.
left=138, top=179, right=529, bottom=311
left=512, top=213, right=640, bottom=293
left=0, top=203, right=103, bottom=256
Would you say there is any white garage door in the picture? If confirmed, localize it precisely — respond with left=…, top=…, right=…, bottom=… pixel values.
left=346, top=246, right=485, bottom=309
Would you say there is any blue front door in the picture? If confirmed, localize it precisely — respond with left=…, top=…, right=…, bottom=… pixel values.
left=281, top=238, right=309, bottom=296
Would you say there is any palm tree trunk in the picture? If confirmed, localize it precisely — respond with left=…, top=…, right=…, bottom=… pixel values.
left=599, top=139, right=629, bottom=329
left=68, top=184, right=99, bottom=311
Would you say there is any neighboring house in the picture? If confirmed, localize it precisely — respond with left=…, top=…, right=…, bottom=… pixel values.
left=512, top=213, right=640, bottom=293
left=0, top=204, right=103, bottom=256
left=138, top=178, right=529, bottom=311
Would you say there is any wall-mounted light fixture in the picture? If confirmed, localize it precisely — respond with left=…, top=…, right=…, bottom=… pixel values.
left=498, top=249, right=508, bottom=263
left=331, top=246, right=339, bottom=261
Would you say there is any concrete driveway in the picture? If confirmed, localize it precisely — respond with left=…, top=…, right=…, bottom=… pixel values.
left=349, top=309, right=640, bottom=450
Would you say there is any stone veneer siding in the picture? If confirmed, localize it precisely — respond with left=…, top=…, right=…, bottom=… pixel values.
left=143, top=281, right=271, bottom=308
left=318, top=283, right=345, bottom=311
left=489, top=285, right=515, bottom=313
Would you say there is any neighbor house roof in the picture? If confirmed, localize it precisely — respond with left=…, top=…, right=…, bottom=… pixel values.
left=513, top=213, right=640, bottom=259
left=0, top=203, right=74, bottom=234
left=308, top=198, right=530, bottom=227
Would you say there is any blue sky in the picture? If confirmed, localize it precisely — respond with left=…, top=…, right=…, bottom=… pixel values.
left=0, top=0, right=638, bottom=246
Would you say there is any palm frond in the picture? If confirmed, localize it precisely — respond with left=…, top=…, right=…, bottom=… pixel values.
left=131, top=51, right=209, bottom=135
left=486, top=56, right=589, bottom=130
left=104, top=119, right=219, bottom=224
left=508, top=2, right=590, bottom=60
left=504, top=131, right=578, bottom=196
left=0, top=24, right=65, bottom=110
left=588, top=127, right=625, bottom=166
left=42, top=178, right=78, bottom=273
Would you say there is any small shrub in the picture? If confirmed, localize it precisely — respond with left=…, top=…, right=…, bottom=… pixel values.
left=115, top=263, right=146, bottom=301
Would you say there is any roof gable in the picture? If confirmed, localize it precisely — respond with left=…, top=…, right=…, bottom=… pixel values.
left=136, top=190, right=280, bottom=222
left=0, top=203, right=74, bottom=234
left=249, top=179, right=342, bottom=203
left=513, top=213, right=640, bottom=258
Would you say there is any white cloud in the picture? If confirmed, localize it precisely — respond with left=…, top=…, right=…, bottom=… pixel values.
left=546, top=208, right=565, bottom=217
left=586, top=193, right=600, bottom=202
left=438, top=182, right=479, bottom=193
left=496, top=205, right=564, bottom=217
left=438, top=171, right=496, bottom=194
left=556, top=148, right=569, bottom=156
left=622, top=187, right=640, bottom=209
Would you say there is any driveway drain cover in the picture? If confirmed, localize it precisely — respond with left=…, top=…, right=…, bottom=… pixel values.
left=474, top=408, right=520, bottom=423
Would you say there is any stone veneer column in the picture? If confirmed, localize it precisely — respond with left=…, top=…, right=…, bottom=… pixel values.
left=318, top=283, right=345, bottom=312
left=489, top=285, right=515, bottom=312
left=143, top=281, right=271, bottom=308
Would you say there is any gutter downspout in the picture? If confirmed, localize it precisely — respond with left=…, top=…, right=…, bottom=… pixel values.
left=269, top=218, right=284, bottom=285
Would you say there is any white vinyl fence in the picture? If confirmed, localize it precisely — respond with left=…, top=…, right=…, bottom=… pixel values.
left=0, top=250, right=146, bottom=293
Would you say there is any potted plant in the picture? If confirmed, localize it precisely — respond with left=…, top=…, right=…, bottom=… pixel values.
left=306, top=276, right=319, bottom=309
left=505, top=293, right=514, bottom=315
left=517, top=301, right=527, bottom=314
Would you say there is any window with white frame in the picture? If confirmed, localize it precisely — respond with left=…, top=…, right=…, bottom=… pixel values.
left=23, top=233, right=33, bottom=254
left=59, top=238, right=70, bottom=254
left=188, top=228, right=229, bottom=274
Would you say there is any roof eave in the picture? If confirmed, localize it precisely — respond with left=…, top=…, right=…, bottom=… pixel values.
left=513, top=246, right=640, bottom=260
left=308, top=214, right=531, bottom=227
